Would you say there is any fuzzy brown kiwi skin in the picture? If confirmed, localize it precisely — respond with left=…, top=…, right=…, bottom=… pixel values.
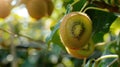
left=21, top=0, right=29, bottom=4
left=59, top=12, right=92, bottom=49
left=44, top=0, right=54, bottom=16
left=26, top=0, right=48, bottom=20
left=0, top=0, right=11, bottom=18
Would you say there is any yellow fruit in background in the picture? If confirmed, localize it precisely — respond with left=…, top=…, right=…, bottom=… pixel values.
left=0, top=0, right=12, bottom=18
left=65, top=39, right=94, bottom=59
left=59, top=12, right=92, bottom=49
left=26, top=0, right=48, bottom=20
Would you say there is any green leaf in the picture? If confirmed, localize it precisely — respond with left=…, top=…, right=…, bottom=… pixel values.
left=46, top=20, right=64, bottom=49
left=64, top=0, right=87, bottom=12
left=46, top=20, right=60, bottom=44
left=110, top=17, right=120, bottom=36
left=85, top=9, right=117, bottom=43
left=63, top=0, right=74, bottom=8
left=110, top=17, right=120, bottom=60
left=72, top=0, right=87, bottom=11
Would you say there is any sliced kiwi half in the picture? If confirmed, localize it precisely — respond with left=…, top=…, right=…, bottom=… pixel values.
left=60, top=12, right=92, bottom=49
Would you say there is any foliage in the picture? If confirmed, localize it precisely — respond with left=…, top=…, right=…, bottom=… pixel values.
left=0, top=0, right=120, bottom=67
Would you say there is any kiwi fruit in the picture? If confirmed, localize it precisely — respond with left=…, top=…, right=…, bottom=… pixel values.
left=65, top=39, right=94, bottom=59
left=26, top=0, right=48, bottom=20
left=0, top=0, right=11, bottom=18
left=59, top=12, right=92, bottom=49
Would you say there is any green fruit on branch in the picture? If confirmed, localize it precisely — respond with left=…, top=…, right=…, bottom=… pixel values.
left=65, top=39, right=94, bottom=59
left=59, top=12, right=92, bottom=49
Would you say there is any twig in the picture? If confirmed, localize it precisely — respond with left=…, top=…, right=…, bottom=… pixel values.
left=19, top=33, right=45, bottom=44
left=81, top=58, right=87, bottom=67
left=8, top=23, right=18, bottom=67
left=10, top=36, right=18, bottom=67
left=71, top=0, right=79, bottom=6
left=0, top=28, right=46, bottom=45
left=0, top=28, right=15, bottom=36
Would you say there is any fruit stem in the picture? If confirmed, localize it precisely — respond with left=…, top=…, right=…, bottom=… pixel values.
left=94, top=55, right=118, bottom=67
left=83, top=7, right=108, bottom=13
left=80, top=1, right=88, bottom=12
left=81, top=58, right=87, bottom=67
left=70, top=0, right=89, bottom=13
left=71, top=0, right=79, bottom=6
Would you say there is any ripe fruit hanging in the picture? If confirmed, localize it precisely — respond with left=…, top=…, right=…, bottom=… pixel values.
left=20, top=0, right=29, bottom=4
left=44, top=0, right=54, bottom=16
left=26, top=0, right=48, bottom=20
left=0, top=0, right=12, bottom=18
left=59, top=12, right=92, bottom=49
left=65, top=39, right=94, bottom=59
left=26, top=0, right=54, bottom=20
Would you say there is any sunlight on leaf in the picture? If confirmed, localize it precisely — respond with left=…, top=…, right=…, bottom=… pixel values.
left=110, top=17, right=120, bottom=36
